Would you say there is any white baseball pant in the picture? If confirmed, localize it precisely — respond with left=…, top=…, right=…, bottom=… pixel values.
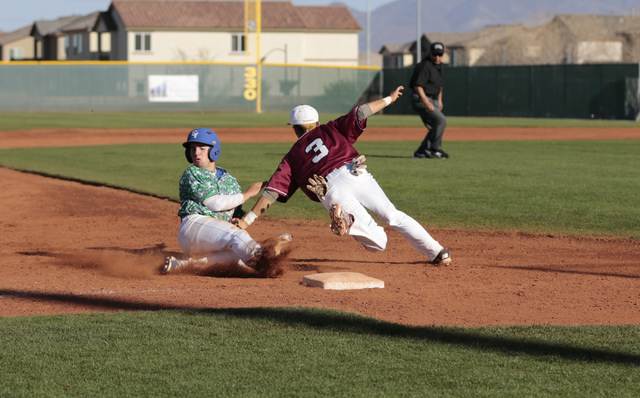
left=321, top=164, right=444, bottom=261
left=178, top=214, right=260, bottom=266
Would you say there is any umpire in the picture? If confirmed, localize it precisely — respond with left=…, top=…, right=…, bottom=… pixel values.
left=410, top=42, right=449, bottom=159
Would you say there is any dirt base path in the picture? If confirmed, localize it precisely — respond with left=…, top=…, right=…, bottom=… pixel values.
left=3, top=126, right=640, bottom=149
left=1, top=127, right=638, bottom=326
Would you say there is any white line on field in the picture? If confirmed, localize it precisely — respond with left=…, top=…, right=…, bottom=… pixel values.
left=0, top=288, right=212, bottom=298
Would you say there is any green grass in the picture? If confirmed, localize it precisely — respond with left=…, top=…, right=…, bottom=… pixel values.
left=1, top=111, right=640, bottom=130
left=1, top=123, right=639, bottom=396
left=0, top=140, right=638, bottom=238
left=1, top=308, right=639, bottom=397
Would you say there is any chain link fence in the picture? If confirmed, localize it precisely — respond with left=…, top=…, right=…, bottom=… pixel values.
left=0, top=63, right=381, bottom=114
left=384, top=63, right=640, bottom=120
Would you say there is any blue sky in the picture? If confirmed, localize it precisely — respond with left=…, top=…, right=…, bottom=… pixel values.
left=0, top=0, right=387, bottom=33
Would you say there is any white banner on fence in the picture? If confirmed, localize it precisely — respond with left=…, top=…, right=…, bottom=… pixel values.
left=148, top=75, right=199, bottom=102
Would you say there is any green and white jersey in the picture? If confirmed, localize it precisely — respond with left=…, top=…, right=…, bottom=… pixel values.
left=178, top=166, right=242, bottom=221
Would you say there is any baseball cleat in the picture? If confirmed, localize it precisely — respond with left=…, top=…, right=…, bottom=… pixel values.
left=431, top=248, right=452, bottom=266
left=432, top=150, right=449, bottom=159
left=164, top=256, right=182, bottom=273
left=413, top=150, right=435, bottom=159
left=279, top=233, right=293, bottom=242
left=274, top=233, right=293, bottom=255
left=329, top=204, right=354, bottom=236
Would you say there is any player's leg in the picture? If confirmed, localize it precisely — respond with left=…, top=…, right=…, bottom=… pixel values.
left=177, top=214, right=260, bottom=265
left=321, top=166, right=388, bottom=252
left=354, top=173, right=446, bottom=261
left=165, top=250, right=250, bottom=273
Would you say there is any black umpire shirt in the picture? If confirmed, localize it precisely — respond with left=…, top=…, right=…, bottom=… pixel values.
left=409, top=55, right=444, bottom=99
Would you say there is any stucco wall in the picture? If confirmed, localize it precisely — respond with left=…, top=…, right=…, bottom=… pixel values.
left=576, top=41, right=623, bottom=64
left=1, top=36, right=34, bottom=62
left=122, top=30, right=358, bottom=66
left=302, top=32, right=358, bottom=66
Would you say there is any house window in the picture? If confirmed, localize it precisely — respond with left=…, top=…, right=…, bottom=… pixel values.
left=395, top=56, right=403, bottom=69
left=72, top=34, right=82, bottom=55
left=231, top=34, right=245, bottom=53
left=9, top=47, right=24, bottom=60
left=135, top=33, right=152, bottom=52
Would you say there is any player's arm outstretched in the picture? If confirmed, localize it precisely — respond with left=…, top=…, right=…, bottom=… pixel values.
left=367, top=86, right=404, bottom=115
left=202, top=180, right=264, bottom=213
left=234, top=191, right=276, bottom=229
left=242, top=181, right=266, bottom=202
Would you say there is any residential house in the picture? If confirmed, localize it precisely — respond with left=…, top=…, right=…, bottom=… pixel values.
left=358, top=51, right=383, bottom=68
left=62, top=12, right=112, bottom=61
left=0, top=25, right=35, bottom=61
left=379, top=42, right=414, bottom=69
left=102, top=0, right=361, bottom=66
left=445, top=15, right=640, bottom=66
left=381, top=14, right=640, bottom=68
left=546, top=14, right=640, bottom=64
left=416, top=25, right=524, bottom=67
left=377, top=28, right=506, bottom=69
left=30, top=15, right=83, bottom=60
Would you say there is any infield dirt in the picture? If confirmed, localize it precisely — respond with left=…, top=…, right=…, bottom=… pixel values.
left=0, top=127, right=638, bottom=326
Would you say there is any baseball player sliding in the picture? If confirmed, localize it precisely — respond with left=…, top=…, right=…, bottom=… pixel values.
left=164, top=128, right=291, bottom=274
left=235, top=86, right=451, bottom=265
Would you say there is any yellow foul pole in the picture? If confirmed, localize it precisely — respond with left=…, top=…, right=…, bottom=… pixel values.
left=256, top=0, right=262, bottom=113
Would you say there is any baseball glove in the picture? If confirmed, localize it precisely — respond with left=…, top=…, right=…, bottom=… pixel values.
left=351, top=155, right=367, bottom=175
left=307, top=174, right=328, bottom=200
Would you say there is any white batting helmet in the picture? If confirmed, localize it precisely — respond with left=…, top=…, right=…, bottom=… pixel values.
left=288, top=105, right=319, bottom=125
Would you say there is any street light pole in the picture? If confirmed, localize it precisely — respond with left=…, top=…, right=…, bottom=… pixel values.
left=416, top=0, right=421, bottom=63
left=367, top=0, right=371, bottom=66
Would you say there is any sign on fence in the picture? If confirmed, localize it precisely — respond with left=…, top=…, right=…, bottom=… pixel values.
left=148, top=75, right=199, bottom=102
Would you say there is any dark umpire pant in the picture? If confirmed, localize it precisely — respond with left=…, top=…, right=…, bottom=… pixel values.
left=411, top=92, right=447, bottom=154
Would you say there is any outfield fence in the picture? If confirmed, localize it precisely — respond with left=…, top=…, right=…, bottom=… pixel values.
left=383, top=63, right=640, bottom=120
left=3, top=61, right=639, bottom=120
left=0, top=62, right=381, bottom=114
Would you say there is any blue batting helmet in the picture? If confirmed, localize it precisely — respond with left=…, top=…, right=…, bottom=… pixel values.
left=183, top=128, right=221, bottom=163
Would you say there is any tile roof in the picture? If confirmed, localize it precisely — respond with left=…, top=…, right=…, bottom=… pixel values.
left=61, top=11, right=102, bottom=33
left=296, top=6, right=360, bottom=30
left=379, top=42, right=412, bottom=54
left=0, top=25, right=32, bottom=45
left=111, top=0, right=360, bottom=31
left=423, top=32, right=479, bottom=47
left=416, top=24, right=524, bottom=50
left=31, top=15, right=84, bottom=37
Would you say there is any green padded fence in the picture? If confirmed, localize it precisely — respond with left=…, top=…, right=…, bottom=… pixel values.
left=0, top=62, right=380, bottom=114
left=384, top=63, right=640, bottom=120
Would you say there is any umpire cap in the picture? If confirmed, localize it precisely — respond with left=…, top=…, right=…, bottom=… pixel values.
left=430, top=42, right=445, bottom=56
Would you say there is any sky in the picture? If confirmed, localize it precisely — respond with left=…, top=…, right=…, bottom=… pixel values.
left=0, top=0, right=388, bottom=33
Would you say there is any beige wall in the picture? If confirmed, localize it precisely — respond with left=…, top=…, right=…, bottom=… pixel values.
left=58, top=36, right=67, bottom=60
left=259, top=32, right=304, bottom=64
left=576, top=41, right=623, bottom=64
left=128, top=31, right=249, bottom=63
left=126, top=30, right=359, bottom=66
left=302, top=32, right=358, bottom=66
left=64, top=31, right=113, bottom=61
left=468, top=48, right=486, bottom=66
left=2, top=36, right=35, bottom=61
left=402, top=53, right=414, bottom=67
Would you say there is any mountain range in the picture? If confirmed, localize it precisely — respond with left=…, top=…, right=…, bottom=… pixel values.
left=346, top=0, right=640, bottom=53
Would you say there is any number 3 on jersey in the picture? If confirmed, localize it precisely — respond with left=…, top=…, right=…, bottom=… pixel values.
left=305, top=138, right=328, bottom=163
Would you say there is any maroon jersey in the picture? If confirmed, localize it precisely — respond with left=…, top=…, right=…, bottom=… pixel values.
left=266, top=107, right=367, bottom=202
